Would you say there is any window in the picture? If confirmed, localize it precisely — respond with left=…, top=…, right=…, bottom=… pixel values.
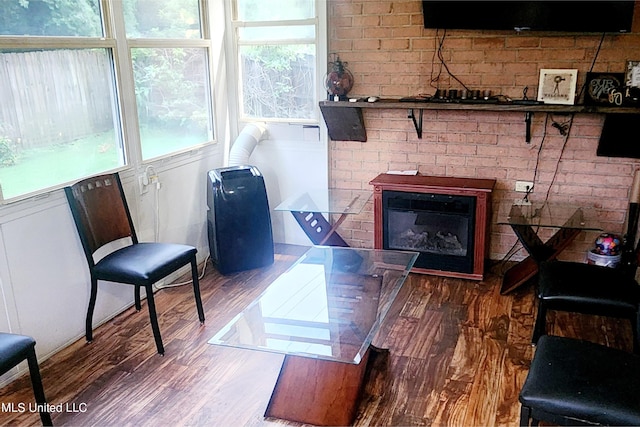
left=0, top=0, right=103, bottom=37
left=232, top=0, right=318, bottom=121
left=0, top=1, right=121, bottom=201
left=0, top=0, right=215, bottom=201
left=124, top=0, right=214, bottom=160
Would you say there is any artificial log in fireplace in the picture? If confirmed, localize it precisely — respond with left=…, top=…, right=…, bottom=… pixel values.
left=369, top=174, right=495, bottom=280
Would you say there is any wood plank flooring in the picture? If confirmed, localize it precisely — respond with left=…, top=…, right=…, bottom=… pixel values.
left=0, top=246, right=633, bottom=426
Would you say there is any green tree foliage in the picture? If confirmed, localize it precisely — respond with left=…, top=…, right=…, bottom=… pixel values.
left=132, top=47, right=209, bottom=132
left=0, top=0, right=101, bottom=36
left=125, top=0, right=200, bottom=38
left=0, top=136, right=16, bottom=167
left=241, top=45, right=315, bottom=119
left=237, top=0, right=314, bottom=21
left=125, top=0, right=209, bottom=134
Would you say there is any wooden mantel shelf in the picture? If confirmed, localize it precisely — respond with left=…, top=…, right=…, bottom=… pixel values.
left=319, top=99, right=640, bottom=142
left=320, top=98, right=640, bottom=113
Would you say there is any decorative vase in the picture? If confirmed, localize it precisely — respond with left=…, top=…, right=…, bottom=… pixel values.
left=325, top=55, right=354, bottom=101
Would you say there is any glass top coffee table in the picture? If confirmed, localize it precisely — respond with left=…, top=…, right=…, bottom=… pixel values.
left=497, top=201, right=603, bottom=294
left=209, top=245, right=418, bottom=426
left=275, top=189, right=371, bottom=215
left=274, top=189, right=372, bottom=246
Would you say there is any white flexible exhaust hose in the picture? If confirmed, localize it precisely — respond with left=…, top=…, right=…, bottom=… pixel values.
left=228, top=123, right=267, bottom=166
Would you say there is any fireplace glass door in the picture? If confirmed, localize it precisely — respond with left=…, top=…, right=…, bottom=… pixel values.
left=383, top=191, right=476, bottom=273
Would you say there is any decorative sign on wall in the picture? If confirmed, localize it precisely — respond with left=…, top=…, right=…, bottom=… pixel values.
left=584, top=72, right=624, bottom=106
left=626, top=60, right=640, bottom=105
left=537, top=69, right=578, bottom=105
left=626, top=60, right=640, bottom=88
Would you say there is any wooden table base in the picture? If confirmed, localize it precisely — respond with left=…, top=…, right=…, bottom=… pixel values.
left=265, top=348, right=373, bottom=426
left=290, top=210, right=349, bottom=247
left=500, top=209, right=584, bottom=295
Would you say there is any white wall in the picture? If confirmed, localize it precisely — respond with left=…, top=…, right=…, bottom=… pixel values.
left=247, top=123, right=328, bottom=246
left=0, top=127, right=326, bottom=385
left=0, top=147, right=224, bottom=384
left=0, top=89, right=329, bottom=389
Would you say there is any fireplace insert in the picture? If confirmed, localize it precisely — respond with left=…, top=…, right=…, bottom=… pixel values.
left=382, top=190, right=476, bottom=274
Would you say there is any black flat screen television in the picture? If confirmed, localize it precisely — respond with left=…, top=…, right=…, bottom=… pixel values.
left=422, top=1, right=635, bottom=33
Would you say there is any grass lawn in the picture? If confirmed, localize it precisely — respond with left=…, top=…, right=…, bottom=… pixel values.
left=0, top=128, right=208, bottom=200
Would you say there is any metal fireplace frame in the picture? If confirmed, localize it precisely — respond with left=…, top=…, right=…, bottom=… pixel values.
left=370, top=174, right=495, bottom=281
left=383, top=190, right=476, bottom=274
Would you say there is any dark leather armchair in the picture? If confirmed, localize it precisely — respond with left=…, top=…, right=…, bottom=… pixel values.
left=64, top=173, right=205, bottom=355
left=0, top=333, right=52, bottom=426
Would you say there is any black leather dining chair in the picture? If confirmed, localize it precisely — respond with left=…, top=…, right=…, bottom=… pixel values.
left=519, top=335, right=640, bottom=426
left=532, top=189, right=640, bottom=351
left=532, top=259, right=640, bottom=353
left=64, top=173, right=205, bottom=355
left=0, top=333, right=53, bottom=425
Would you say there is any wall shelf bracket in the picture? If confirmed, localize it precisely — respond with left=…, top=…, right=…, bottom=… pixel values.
left=525, top=112, right=533, bottom=143
left=408, top=108, right=424, bottom=139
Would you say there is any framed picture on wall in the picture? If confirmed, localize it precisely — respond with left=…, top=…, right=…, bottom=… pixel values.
left=625, top=61, right=640, bottom=105
left=537, top=69, right=578, bottom=105
left=584, top=72, right=624, bottom=106
left=625, top=60, right=640, bottom=88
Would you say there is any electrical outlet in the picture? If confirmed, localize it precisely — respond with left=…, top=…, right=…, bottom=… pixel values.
left=514, top=198, right=532, bottom=206
left=138, top=175, right=149, bottom=194
left=515, top=181, right=534, bottom=193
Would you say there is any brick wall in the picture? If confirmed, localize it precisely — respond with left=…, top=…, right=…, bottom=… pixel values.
left=327, top=0, right=640, bottom=264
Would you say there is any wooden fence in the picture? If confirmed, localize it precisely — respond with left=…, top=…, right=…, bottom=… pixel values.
left=0, top=49, right=115, bottom=149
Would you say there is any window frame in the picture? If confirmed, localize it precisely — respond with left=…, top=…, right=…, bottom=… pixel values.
left=0, top=0, right=219, bottom=204
left=126, top=40, right=216, bottom=161
left=112, top=0, right=217, bottom=162
left=0, top=35, right=127, bottom=203
left=229, top=0, right=321, bottom=124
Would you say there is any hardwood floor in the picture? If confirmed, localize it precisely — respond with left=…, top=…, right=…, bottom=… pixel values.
left=0, top=247, right=633, bottom=426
